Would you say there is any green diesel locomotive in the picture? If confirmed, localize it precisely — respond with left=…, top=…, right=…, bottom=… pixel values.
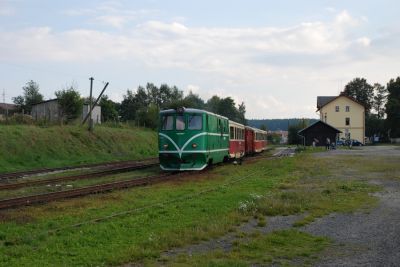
left=158, top=108, right=229, bottom=170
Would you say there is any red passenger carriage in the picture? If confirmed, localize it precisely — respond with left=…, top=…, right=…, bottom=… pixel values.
left=245, top=126, right=268, bottom=154
left=228, top=121, right=245, bottom=159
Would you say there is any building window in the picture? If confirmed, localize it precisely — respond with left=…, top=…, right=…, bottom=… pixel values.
left=346, top=106, right=350, bottom=112
left=335, top=106, right=339, bottom=112
left=345, top=117, right=350, bottom=126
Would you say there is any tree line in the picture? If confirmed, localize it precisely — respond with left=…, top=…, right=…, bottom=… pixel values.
left=11, top=81, right=247, bottom=128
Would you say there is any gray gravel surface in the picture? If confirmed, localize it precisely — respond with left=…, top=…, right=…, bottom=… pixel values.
left=303, top=179, right=400, bottom=266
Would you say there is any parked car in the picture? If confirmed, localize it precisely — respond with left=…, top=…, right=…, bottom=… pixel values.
left=336, top=140, right=345, bottom=146
left=345, top=139, right=363, bottom=146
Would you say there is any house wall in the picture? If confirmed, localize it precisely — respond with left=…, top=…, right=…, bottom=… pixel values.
left=319, top=96, right=365, bottom=143
left=82, top=105, right=101, bottom=124
left=31, top=101, right=60, bottom=122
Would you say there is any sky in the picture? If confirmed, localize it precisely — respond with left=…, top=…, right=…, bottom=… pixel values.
left=1, top=0, right=399, bottom=119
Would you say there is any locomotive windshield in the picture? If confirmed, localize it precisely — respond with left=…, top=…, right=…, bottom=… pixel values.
left=161, top=115, right=174, bottom=130
left=176, top=115, right=185, bottom=130
left=188, top=115, right=202, bottom=130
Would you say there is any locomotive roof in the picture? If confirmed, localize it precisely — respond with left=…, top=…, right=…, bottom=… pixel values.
left=160, top=108, right=228, bottom=120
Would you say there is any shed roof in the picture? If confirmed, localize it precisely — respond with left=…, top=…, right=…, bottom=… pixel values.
left=32, top=99, right=58, bottom=106
left=298, top=120, right=342, bottom=135
left=0, top=103, right=16, bottom=110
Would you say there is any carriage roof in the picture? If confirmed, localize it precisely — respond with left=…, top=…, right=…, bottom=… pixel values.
left=160, top=108, right=228, bottom=120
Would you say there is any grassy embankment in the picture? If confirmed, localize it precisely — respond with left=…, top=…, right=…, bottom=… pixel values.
left=0, top=125, right=158, bottom=173
left=0, top=149, right=387, bottom=266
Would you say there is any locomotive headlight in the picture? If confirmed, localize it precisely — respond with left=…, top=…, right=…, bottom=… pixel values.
left=192, top=143, right=197, bottom=148
left=163, top=144, right=169, bottom=149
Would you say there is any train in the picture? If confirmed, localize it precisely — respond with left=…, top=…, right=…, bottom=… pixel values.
left=158, top=108, right=267, bottom=171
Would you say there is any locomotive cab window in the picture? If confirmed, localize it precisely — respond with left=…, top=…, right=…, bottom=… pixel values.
left=161, top=115, right=174, bottom=130
left=188, top=114, right=202, bottom=130
left=176, top=115, right=185, bottom=130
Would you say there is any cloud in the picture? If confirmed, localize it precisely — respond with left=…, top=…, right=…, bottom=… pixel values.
left=3, top=9, right=394, bottom=118
left=0, top=1, right=15, bottom=16
left=63, top=2, right=159, bottom=28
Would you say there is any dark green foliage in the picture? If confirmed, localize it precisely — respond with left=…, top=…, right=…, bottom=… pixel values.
left=12, top=80, right=44, bottom=113
left=373, top=83, right=387, bottom=119
left=205, top=95, right=244, bottom=122
left=342, top=78, right=374, bottom=114
left=119, top=84, right=246, bottom=128
left=365, top=114, right=386, bottom=140
left=259, top=124, right=267, bottom=131
left=55, top=87, right=84, bottom=123
left=385, top=77, right=400, bottom=138
left=182, top=91, right=205, bottom=109
left=100, top=95, right=119, bottom=122
left=288, top=120, right=308, bottom=145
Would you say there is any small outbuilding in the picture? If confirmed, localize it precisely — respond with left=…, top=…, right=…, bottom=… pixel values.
left=298, top=120, right=342, bottom=146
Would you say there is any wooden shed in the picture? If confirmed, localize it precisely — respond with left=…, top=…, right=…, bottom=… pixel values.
left=298, top=120, right=342, bottom=146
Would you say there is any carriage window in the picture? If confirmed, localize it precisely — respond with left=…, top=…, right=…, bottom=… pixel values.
left=188, top=115, right=202, bottom=130
left=176, top=115, right=185, bottom=130
left=162, top=115, right=174, bottom=130
left=230, top=127, right=234, bottom=139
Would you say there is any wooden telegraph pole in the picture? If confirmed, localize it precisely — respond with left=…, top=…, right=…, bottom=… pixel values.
left=88, top=77, right=94, bottom=132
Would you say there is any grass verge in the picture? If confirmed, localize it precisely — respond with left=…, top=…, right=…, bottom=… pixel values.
left=0, top=152, right=381, bottom=266
left=0, top=125, right=157, bottom=173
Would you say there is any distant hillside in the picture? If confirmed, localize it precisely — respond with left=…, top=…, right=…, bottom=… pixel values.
left=247, top=118, right=318, bottom=131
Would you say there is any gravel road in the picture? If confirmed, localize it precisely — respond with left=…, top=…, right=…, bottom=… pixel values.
left=304, top=145, right=400, bottom=266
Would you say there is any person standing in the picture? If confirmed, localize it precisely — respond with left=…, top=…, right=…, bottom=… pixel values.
left=326, top=137, right=331, bottom=150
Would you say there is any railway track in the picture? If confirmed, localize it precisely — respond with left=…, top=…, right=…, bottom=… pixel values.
left=0, top=173, right=175, bottom=210
left=0, top=148, right=295, bottom=210
left=0, top=158, right=159, bottom=191
left=0, top=158, right=158, bottom=181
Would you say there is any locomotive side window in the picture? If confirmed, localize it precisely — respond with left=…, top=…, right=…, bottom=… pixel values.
left=162, top=115, right=174, bottom=130
left=188, top=115, right=202, bottom=130
left=176, top=115, right=185, bottom=130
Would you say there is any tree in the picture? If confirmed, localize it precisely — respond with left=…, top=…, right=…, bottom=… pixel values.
left=183, top=91, right=205, bottom=109
left=260, top=124, right=267, bottom=131
left=288, top=122, right=305, bottom=145
left=238, top=102, right=246, bottom=125
left=373, top=83, right=387, bottom=119
left=385, top=77, right=400, bottom=138
left=55, top=87, right=83, bottom=123
left=100, top=95, right=119, bottom=122
left=12, top=95, right=25, bottom=113
left=12, top=80, right=44, bottom=113
left=343, top=78, right=374, bottom=114
left=120, top=90, right=138, bottom=121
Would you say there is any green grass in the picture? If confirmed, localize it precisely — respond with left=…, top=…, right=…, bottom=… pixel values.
left=0, top=125, right=157, bottom=173
left=168, top=230, right=330, bottom=266
left=0, top=152, right=383, bottom=266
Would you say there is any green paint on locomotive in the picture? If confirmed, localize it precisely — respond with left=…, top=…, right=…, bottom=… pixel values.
left=158, top=108, right=229, bottom=170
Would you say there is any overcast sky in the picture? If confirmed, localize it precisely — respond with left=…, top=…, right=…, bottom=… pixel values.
left=1, top=0, right=399, bottom=119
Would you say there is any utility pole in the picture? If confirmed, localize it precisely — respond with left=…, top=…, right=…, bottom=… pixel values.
left=2, top=89, right=7, bottom=118
left=88, top=77, right=94, bottom=132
